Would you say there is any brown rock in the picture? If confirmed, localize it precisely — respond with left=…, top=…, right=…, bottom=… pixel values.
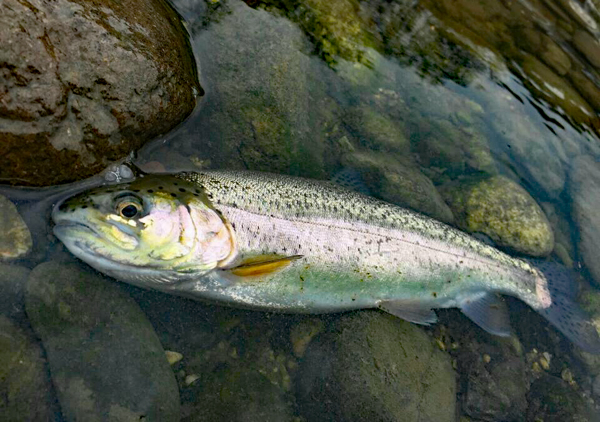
left=0, top=195, right=32, bottom=260
left=0, top=0, right=199, bottom=186
left=540, top=37, right=571, bottom=76
left=569, top=69, right=600, bottom=111
left=573, top=30, right=600, bottom=69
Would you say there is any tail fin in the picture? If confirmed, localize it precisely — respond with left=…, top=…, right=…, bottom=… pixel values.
left=529, top=260, right=600, bottom=354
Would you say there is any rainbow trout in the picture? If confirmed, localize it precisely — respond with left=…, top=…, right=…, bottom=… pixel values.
left=52, top=170, right=600, bottom=353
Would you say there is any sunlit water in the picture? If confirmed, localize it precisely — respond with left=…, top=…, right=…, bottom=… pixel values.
left=3, top=0, right=600, bottom=420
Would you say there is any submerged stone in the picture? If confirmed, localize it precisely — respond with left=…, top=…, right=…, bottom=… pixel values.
left=0, top=195, right=32, bottom=260
left=296, top=311, right=456, bottom=422
left=188, top=0, right=335, bottom=179
left=0, top=316, right=58, bottom=420
left=343, top=150, right=455, bottom=223
left=343, top=106, right=410, bottom=153
left=411, top=117, right=496, bottom=183
left=0, top=263, right=31, bottom=323
left=527, top=374, right=600, bottom=421
left=25, top=262, right=180, bottom=421
left=570, top=155, right=600, bottom=287
left=441, top=175, right=554, bottom=256
left=0, top=0, right=199, bottom=186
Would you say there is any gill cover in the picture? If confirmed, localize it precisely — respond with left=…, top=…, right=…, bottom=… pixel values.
left=53, top=174, right=238, bottom=283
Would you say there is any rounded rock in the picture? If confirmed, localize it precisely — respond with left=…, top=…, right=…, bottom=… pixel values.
left=25, top=262, right=181, bottom=421
left=0, top=0, right=199, bottom=186
left=0, top=316, right=59, bottom=420
left=0, top=195, right=32, bottom=260
left=441, top=175, right=554, bottom=256
left=296, top=311, right=457, bottom=422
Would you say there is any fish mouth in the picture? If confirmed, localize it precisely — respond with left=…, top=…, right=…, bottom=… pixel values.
left=53, top=221, right=99, bottom=239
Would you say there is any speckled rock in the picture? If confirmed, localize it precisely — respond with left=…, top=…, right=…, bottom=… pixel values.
left=0, top=0, right=199, bottom=186
left=441, top=175, right=554, bottom=256
left=0, top=316, right=58, bottom=420
left=0, top=195, right=32, bottom=259
left=570, top=155, right=600, bottom=287
left=25, top=262, right=180, bottom=421
left=296, top=311, right=456, bottom=422
left=343, top=150, right=455, bottom=223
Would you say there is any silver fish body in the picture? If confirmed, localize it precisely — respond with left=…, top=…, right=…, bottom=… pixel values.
left=52, top=169, right=600, bottom=353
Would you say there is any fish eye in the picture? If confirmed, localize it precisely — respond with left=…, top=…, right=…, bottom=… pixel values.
left=116, top=200, right=142, bottom=219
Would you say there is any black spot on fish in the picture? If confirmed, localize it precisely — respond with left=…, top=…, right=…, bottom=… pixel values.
left=179, top=188, right=186, bottom=192
left=147, top=189, right=154, bottom=193
left=158, top=186, right=164, bottom=190
left=82, top=205, right=88, bottom=209
left=170, top=193, right=177, bottom=198
left=133, top=189, right=140, bottom=193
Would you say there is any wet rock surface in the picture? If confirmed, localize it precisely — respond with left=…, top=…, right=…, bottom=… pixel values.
left=0, top=195, right=32, bottom=259
left=0, top=0, right=199, bottom=186
left=441, top=175, right=554, bottom=256
left=25, top=262, right=180, bottom=421
left=570, top=155, right=600, bottom=287
left=343, top=150, right=455, bottom=223
left=176, top=0, right=335, bottom=178
left=129, top=288, right=298, bottom=422
left=0, top=316, right=59, bottom=420
left=0, top=263, right=31, bottom=323
left=527, top=374, right=599, bottom=421
left=296, top=311, right=457, bottom=422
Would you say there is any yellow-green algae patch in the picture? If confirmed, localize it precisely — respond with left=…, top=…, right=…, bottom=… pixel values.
left=0, top=195, right=32, bottom=260
left=441, top=175, right=554, bottom=256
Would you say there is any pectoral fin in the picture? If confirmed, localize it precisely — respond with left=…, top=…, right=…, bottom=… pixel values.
left=378, top=300, right=438, bottom=325
left=460, top=293, right=511, bottom=336
left=228, top=254, right=303, bottom=278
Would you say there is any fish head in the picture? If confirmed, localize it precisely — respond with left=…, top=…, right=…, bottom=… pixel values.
left=52, top=175, right=237, bottom=286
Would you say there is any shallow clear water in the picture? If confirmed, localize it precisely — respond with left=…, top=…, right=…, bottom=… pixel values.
left=3, top=0, right=600, bottom=420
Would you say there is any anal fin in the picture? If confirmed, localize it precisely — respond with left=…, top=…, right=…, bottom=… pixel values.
left=460, top=293, right=512, bottom=336
left=378, top=300, right=438, bottom=325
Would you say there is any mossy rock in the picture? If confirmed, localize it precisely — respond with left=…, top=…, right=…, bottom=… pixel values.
left=441, top=175, right=554, bottom=256
left=344, top=105, right=410, bottom=153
